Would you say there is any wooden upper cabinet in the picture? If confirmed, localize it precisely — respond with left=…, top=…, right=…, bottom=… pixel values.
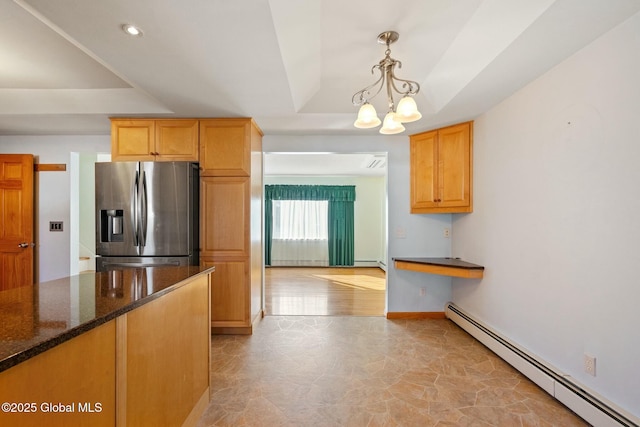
left=111, top=119, right=199, bottom=162
left=111, top=119, right=155, bottom=161
left=155, top=120, right=199, bottom=161
left=199, top=119, right=253, bottom=176
left=410, top=121, right=473, bottom=214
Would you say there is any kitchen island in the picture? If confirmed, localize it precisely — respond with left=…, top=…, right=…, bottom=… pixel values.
left=0, top=266, right=213, bottom=427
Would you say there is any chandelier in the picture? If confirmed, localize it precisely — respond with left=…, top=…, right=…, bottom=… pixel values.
left=352, top=31, right=422, bottom=134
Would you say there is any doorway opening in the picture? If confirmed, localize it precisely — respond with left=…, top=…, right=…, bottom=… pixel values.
left=263, top=152, right=388, bottom=316
left=69, top=152, right=110, bottom=275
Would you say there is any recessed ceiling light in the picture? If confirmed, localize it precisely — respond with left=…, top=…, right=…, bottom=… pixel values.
left=122, top=24, right=143, bottom=36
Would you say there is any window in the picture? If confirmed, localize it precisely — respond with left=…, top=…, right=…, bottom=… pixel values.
left=265, top=184, right=355, bottom=266
left=271, top=200, right=329, bottom=266
left=272, top=200, right=328, bottom=240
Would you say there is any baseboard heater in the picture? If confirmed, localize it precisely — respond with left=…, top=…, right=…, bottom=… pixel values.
left=354, top=260, right=381, bottom=268
left=445, top=303, right=639, bottom=427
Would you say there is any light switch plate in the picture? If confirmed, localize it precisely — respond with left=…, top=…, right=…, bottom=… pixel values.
left=50, top=221, right=63, bottom=232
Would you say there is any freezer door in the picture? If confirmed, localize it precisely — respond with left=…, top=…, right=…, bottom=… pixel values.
left=95, top=162, right=140, bottom=256
left=138, top=162, right=193, bottom=256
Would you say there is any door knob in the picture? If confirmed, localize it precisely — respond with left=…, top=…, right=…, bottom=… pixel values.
left=17, top=242, right=33, bottom=248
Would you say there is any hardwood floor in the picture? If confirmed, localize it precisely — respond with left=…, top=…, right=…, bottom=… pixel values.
left=265, top=267, right=386, bottom=316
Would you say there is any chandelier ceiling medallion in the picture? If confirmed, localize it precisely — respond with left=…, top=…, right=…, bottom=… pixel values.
left=352, top=31, right=422, bottom=134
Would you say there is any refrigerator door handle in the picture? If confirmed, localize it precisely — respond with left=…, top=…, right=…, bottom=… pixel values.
left=132, top=169, right=140, bottom=246
left=139, top=170, right=148, bottom=247
left=100, top=261, right=181, bottom=268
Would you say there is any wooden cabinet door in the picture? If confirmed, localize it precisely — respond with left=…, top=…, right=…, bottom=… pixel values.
left=111, top=119, right=155, bottom=161
left=0, top=154, right=34, bottom=289
left=204, top=258, right=249, bottom=327
left=155, top=119, right=199, bottom=161
left=200, top=177, right=249, bottom=258
left=438, top=122, right=471, bottom=210
left=199, top=119, right=251, bottom=176
left=410, top=130, right=438, bottom=212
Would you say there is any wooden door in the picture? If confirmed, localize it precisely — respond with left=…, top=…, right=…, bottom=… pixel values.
left=0, top=154, right=34, bottom=289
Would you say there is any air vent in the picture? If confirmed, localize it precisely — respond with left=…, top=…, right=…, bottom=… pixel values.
left=362, top=155, right=386, bottom=169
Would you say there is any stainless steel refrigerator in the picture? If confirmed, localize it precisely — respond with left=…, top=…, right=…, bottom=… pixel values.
left=95, top=161, right=199, bottom=272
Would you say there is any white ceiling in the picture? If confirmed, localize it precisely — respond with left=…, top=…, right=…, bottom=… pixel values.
left=2, top=0, right=640, bottom=173
left=2, top=0, right=640, bottom=137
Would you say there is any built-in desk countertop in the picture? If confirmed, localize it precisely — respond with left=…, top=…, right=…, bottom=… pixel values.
left=393, top=257, right=484, bottom=279
left=0, top=266, right=213, bottom=373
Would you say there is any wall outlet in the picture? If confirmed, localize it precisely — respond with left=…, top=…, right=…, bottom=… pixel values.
left=584, top=354, right=596, bottom=376
left=443, top=227, right=450, bottom=238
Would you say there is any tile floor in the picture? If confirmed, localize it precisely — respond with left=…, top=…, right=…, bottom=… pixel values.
left=196, top=316, right=588, bottom=426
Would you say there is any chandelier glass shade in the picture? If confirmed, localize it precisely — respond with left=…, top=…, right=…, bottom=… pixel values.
left=379, top=111, right=405, bottom=135
left=352, top=31, right=421, bottom=134
left=353, top=102, right=381, bottom=128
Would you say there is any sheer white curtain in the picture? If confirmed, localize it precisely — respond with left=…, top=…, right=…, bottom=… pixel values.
left=271, top=200, right=329, bottom=266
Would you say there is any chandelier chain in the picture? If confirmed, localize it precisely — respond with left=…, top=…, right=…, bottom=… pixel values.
left=352, top=32, right=420, bottom=113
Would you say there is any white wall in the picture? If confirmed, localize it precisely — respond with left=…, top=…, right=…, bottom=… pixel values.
left=452, top=12, right=640, bottom=417
left=264, top=175, right=386, bottom=265
left=353, top=176, right=386, bottom=265
left=264, top=136, right=454, bottom=313
left=0, top=135, right=110, bottom=281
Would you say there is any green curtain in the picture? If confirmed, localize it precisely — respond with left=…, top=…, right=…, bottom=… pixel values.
left=265, top=185, right=355, bottom=202
left=328, top=200, right=354, bottom=266
left=264, top=185, right=356, bottom=266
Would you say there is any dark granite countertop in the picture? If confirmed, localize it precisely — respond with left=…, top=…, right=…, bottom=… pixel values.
left=392, top=257, right=484, bottom=270
left=0, top=265, right=213, bottom=373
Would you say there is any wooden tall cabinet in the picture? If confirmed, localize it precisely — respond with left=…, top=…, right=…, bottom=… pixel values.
left=410, top=121, right=473, bottom=213
left=199, top=119, right=263, bottom=334
left=111, top=118, right=199, bottom=162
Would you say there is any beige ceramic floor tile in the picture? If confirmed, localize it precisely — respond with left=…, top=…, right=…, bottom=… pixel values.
left=196, top=317, right=588, bottom=427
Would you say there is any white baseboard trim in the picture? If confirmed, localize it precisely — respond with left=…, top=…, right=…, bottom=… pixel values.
left=354, top=260, right=381, bottom=267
